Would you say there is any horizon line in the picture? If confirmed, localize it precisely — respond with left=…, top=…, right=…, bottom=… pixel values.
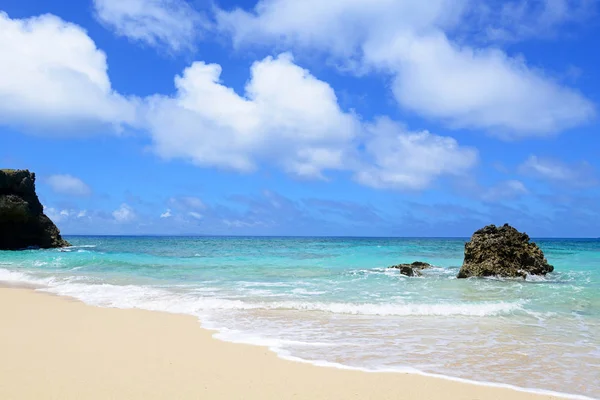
left=62, top=234, right=600, bottom=240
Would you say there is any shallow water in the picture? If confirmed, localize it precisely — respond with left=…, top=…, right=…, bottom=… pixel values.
left=1, top=236, right=599, bottom=398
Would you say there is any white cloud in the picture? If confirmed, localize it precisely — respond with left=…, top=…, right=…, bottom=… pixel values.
left=93, top=0, right=207, bottom=53
left=217, top=0, right=465, bottom=58
left=44, top=207, right=90, bottom=222
left=160, top=208, right=173, bottom=218
left=217, top=0, right=595, bottom=137
left=518, top=155, right=597, bottom=185
left=47, top=174, right=92, bottom=196
left=365, top=31, right=594, bottom=137
left=112, top=203, right=136, bottom=222
left=0, top=12, right=136, bottom=132
left=355, top=118, right=478, bottom=190
left=145, top=53, right=359, bottom=179
left=482, top=180, right=528, bottom=202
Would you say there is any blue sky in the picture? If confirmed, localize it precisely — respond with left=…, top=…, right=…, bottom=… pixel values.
left=1, top=0, right=599, bottom=237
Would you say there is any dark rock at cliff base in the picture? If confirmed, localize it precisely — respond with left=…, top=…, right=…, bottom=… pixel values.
left=389, top=261, right=433, bottom=277
left=457, top=224, right=553, bottom=279
left=0, top=169, right=70, bottom=250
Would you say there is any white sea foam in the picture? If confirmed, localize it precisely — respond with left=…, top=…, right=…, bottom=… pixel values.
left=41, top=282, right=524, bottom=317
left=0, top=268, right=34, bottom=283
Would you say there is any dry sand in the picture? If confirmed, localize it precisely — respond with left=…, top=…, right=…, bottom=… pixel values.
left=0, top=287, right=571, bottom=400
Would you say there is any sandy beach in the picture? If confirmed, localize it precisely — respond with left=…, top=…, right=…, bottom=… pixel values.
left=0, top=287, right=575, bottom=400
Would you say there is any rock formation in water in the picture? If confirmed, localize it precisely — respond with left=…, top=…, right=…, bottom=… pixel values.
left=0, top=169, right=70, bottom=250
left=457, top=224, right=553, bottom=279
left=389, top=261, right=433, bottom=277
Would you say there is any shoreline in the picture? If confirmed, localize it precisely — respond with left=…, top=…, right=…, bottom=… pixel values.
left=0, top=285, right=591, bottom=400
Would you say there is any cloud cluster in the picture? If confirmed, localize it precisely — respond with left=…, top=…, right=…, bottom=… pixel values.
left=44, top=188, right=600, bottom=237
left=44, top=207, right=89, bottom=223
left=217, top=0, right=595, bottom=136
left=0, top=6, right=595, bottom=195
left=0, top=11, right=474, bottom=190
left=144, top=53, right=477, bottom=187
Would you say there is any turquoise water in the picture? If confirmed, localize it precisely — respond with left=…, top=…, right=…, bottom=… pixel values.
left=1, top=237, right=599, bottom=398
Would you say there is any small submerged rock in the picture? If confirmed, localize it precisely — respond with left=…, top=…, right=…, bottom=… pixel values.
left=457, top=223, right=554, bottom=279
left=389, top=261, right=433, bottom=277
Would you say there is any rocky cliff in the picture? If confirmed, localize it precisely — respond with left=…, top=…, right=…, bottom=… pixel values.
left=0, top=169, right=70, bottom=250
left=457, top=224, right=553, bottom=279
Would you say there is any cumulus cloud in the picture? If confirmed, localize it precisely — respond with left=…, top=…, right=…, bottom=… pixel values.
left=112, top=203, right=136, bottom=222
left=160, top=209, right=173, bottom=218
left=217, top=0, right=595, bottom=137
left=93, top=0, right=207, bottom=53
left=46, top=174, right=92, bottom=196
left=519, top=155, right=598, bottom=186
left=145, top=53, right=359, bottom=179
left=355, top=118, right=478, bottom=190
left=0, top=12, right=136, bottom=133
left=365, top=31, right=594, bottom=137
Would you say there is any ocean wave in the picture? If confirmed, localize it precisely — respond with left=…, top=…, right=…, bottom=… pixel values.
left=0, top=268, right=525, bottom=317
left=44, top=283, right=523, bottom=318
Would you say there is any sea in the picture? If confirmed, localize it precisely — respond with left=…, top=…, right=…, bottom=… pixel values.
left=1, top=236, right=598, bottom=398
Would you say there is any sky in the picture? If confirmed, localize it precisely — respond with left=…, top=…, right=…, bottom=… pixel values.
left=0, top=0, right=599, bottom=237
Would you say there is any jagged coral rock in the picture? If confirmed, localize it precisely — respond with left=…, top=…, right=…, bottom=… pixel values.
left=457, top=224, right=553, bottom=279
